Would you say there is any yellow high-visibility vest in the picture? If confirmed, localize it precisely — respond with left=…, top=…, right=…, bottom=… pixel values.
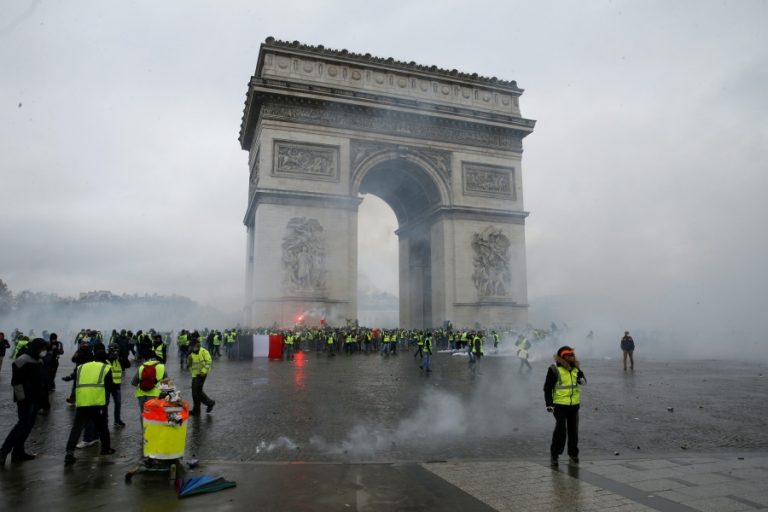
left=109, top=359, right=123, bottom=384
left=552, top=366, right=581, bottom=406
left=75, top=361, right=110, bottom=407
left=189, top=348, right=212, bottom=377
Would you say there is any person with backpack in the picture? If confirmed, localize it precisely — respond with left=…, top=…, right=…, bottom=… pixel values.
left=187, top=339, right=215, bottom=416
left=131, top=353, right=166, bottom=416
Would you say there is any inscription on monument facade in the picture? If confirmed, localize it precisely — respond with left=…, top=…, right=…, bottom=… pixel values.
left=273, top=141, right=340, bottom=182
left=462, top=162, right=516, bottom=199
left=471, top=226, right=512, bottom=297
left=281, top=217, right=327, bottom=293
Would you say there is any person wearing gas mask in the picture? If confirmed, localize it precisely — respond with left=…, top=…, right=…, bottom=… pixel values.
left=1, top=338, right=48, bottom=465
left=543, top=345, right=587, bottom=467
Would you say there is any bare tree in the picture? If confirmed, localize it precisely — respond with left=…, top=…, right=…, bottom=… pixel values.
left=0, top=278, right=12, bottom=315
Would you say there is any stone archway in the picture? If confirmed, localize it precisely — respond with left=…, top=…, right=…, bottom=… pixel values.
left=240, top=38, right=535, bottom=329
left=353, top=149, right=447, bottom=328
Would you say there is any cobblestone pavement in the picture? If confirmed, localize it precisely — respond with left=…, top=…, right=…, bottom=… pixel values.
left=423, top=454, right=768, bottom=512
left=1, top=345, right=767, bottom=510
left=1, top=453, right=767, bottom=511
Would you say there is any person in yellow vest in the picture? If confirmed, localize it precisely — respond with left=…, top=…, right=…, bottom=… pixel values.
left=543, top=346, right=587, bottom=467
left=344, top=332, right=355, bottom=355
left=106, top=344, right=126, bottom=427
left=226, top=330, right=237, bottom=360
left=471, top=332, right=484, bottom=362
left=381, top=331, right=391, bottom=356
left=131, top=353, right=166, bottom=416
left=212, top=331, right=222, bottom=359
left=152, top=334, right=166, bottom=363
left=516, top=335, right=532, bottom=373
left=326, top=332, right=335, bottom=357
left=187, top=339, right=215, bottom=416
left=177, top=329, right=190, bottom=369
left=64, top=354, right=116, bottom=465
left=413, top=332, right=424, bottom=360
left=284, top=333, right=295, bottom=360
left=13, top=335, right=30, bottom=359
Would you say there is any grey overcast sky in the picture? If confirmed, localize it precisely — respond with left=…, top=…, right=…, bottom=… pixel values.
left=1, top=1, right=766, bottom=349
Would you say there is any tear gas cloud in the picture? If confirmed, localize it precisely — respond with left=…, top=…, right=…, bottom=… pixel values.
left=309, top=353, right=549, bottom=458
left=1, top=295, right=238, bottom=338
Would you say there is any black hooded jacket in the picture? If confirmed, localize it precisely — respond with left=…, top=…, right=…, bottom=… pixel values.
left=11, top=339, right=47, bottom=405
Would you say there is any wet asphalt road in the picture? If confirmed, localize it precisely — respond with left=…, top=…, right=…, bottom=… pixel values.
left=1, top=344, right=766, bottom=465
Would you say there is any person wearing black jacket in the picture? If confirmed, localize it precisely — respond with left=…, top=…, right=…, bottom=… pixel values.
left=64, top=340, right=94, bottom=405
left=0, top=331, right=11, bottom=376
left=43, top=332, right=64, bottom=392
left=620, top=331, right=635, bottom=370
left=1, top=338, right=48, bottom=465
left=543, top=345, right=586, bottom=467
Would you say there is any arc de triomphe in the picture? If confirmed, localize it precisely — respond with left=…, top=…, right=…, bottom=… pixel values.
left=240, top=38, right=536, bottom=329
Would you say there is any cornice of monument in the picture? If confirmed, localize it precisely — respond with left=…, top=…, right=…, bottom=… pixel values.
left=249, top=80, right=535, bottom=129
left=259, top=37, right=523, bottom=91
left=240, top=37, right=536, bottom=149
left=243, top=188, right=363, bottom=225
left=243, top=94, right=532, bottom=153
left=395, top=205, right=529, bottom=236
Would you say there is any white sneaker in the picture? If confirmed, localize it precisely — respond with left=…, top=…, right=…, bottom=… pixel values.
left=76, top=440, right=98, bottom=449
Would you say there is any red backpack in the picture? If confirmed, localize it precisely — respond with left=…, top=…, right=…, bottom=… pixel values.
left=139, top=363, right=158, bottom=391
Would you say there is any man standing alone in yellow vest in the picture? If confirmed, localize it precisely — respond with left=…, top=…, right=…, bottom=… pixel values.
left=543, top=345, right=587, bottom=467
left=131, top=353, right=166, bottom=416
left=64, top=351, right=116, bottom=465
left=187, top=339, right=215, bottom=416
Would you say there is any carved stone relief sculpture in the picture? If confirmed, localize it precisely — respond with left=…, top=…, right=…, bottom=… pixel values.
left=273, top=141, right=339, bottom=181
left=248, top=148, right=260, bottom=201
left=350, top=139, right=451, bottom=181
left=462, top=162, right=516, bottom=199
left=471, top=226, right=511, bottom=297
left=282, top=217, right=327, bottom=293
